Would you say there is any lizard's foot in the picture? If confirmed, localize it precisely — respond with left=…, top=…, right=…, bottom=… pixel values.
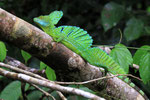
left=55, top=36, right=65, bottom=43
left=51, top=39, right=55, bottom=43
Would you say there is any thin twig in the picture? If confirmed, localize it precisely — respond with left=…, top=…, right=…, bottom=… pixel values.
left=5, top=56, right=46, bottom=75
left=0, top=67, right=105, bottom=100
left=0, top=62, right=50, bottom=82
left=31, top=84, right=56, bottom=100
left=56, top=91, right=67, bottom=100
left=118, top=29, right=122, bottom=44
left=132, top=64, right=139, bottom=70
left=1, top=62, right=142, bottom=86
left=21, top=82, right=28, bottom=100
left=92, top=45, right=150, bottom=51
left=0, top=61, right=69, bottom=100
left=55, top=74, right=142, bottom=85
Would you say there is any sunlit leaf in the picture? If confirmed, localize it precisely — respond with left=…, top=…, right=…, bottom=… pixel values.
left=139, top=52, right=150, bottom=84
left=133, top=45, right=150, bottom=84
left=110, top=44, right=133, bottom=73
left=133, top=45, right=150, bottom=65
left=46, top=66, right=56, bottom=81
left=40, top=61, right=47, bottom=70
left=0, top=41, right=7, bottom=62
left=21, top=50, right=31, bottom=63
left=40, top=62, right=56, bottom=81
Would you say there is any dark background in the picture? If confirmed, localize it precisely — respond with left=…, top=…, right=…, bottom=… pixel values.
left=1, top=0, right=150, bottom=47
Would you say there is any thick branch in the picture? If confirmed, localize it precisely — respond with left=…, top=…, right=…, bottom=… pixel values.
left=0, top=8, right=146, bottom=100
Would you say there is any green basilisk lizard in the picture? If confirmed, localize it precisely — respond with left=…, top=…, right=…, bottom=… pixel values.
left=33, top=11, right=148, bottom=100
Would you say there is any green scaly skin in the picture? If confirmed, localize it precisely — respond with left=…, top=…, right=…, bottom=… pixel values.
left=34, top=11, right=148, bottom=100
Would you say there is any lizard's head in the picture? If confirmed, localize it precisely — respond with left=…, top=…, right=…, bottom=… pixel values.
left=33, top=16, right=50, bottom=27
left=33, top=15, right=53, bottom=33
left=33, top=11, right=63, bottom=27
left=33, top=11, right=63, bottom=32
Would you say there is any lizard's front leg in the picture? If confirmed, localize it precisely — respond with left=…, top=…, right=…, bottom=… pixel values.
left=55, top=35, right=66, bottom=43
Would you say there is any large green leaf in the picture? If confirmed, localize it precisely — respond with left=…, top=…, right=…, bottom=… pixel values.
left=124, top=18, right=144, bottom=41
left=40, top=62, right=56, bottom=81
left=21, top=50, right=31, bottom=63
left=45, top=66, right=56, bottom=81
left=133, top=45, right=150, bottom=65
left=27, top=90, right=42, bottom=100
left=133, top=45, right=150, bottom=84
left=101, top=2, right=124, bottom=31
left=110, top=44, right=133, bottom=73
left=0, top=41, right=7, bottom=62
left=0, top=81, right=21, bottom=100
left=139, top=52, right=150, bottom=84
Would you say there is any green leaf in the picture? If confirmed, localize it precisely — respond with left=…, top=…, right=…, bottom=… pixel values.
left=133, top=45, right=150, bottom=65
left=79, top=86, right=95, bottom=94
left=67, top=85, right=95, bottom=100
left=25, top=83, right=30, bottom=91
left=124, top=18, right=144, bottom=41
left=27, top=90, right=42, bottom=100
left=0, top=75, right=3, bottom=80
left=68, top=85, right=95, bottom=94
left=110, top=44, right=133, bottom=73
left=40, top=61, right=47, bottom=70
left=0, top=81, right=21, bottom=100
left=139, top=52, right=150, bottom=84
left=101, top=2, right=124, bottom=31
left=0, top=41, right=7, bottom=62
left=133, top=45, right=150, bottom=84
left=147, top=6, right=150, bottom=13
left=46, top=66, right=56, bottom=81
left=21, top=50, right=31, bottom=63
left=40, top=62, right=56, bottom=81
left=28, top=57, right=40, bottom=69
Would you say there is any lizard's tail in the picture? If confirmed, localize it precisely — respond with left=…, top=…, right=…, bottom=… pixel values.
left=82, top=47, right=126, bottom=75
left=82, top=47, right=149, bottom=100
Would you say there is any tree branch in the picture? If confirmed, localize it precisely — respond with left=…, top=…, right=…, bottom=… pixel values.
left=0, top=62, right=47, bottom=81
left=56, top=91, right=67, bottom=100
left=31, top=84, right=56, bottom=100
left=0, top=67, right=105, bottom=100
left=5, top=56, right=45, bottom=75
